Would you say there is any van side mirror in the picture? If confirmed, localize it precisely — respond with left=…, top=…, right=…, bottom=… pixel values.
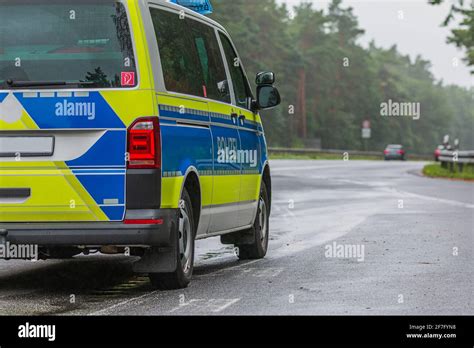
left=253, top=71, right=280, bottom=111
left=256, top=85, right=281, bottom=110
left=256, top=71, right=275, bottom=86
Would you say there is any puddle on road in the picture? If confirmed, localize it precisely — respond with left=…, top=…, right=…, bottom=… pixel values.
left=88, top=276, right=151, bottom=300
left=0, top=256, right=155, bottom=315
left=198, top=246, right=235, bottom=261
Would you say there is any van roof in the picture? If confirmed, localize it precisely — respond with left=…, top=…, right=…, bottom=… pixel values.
left=145, top=0, right=228, bottom=33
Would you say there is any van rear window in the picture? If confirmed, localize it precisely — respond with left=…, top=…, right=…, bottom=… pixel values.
left=0, top=0, right=137, bottom=89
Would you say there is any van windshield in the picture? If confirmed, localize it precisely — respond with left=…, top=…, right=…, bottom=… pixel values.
left=0, top=0, right=137, bottom=89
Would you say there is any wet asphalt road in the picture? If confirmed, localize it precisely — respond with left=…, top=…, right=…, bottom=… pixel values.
left=0, top=160, right=472, bottom=315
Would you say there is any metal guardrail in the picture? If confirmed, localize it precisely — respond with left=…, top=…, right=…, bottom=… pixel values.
left=439, top=150, right=474, bottom=172
left=269, top=147, right=432, bottom=161
left=439, top=150, right=474, bottom=164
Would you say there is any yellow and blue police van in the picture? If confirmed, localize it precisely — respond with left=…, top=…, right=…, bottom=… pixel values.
left=0, top=0, right=280, bottom=289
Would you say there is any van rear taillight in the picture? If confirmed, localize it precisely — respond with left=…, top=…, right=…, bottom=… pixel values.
left=127, top=117, right=161, bottom=169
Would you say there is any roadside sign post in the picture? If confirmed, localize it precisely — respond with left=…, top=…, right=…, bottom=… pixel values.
left=362, top=120, right=371, bottom=151
left=362, top=128, right=371, bottom=139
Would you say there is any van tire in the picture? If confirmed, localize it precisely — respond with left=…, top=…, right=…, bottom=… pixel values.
left=237, top=183, right=270, bottom=260
left=149, top=188, right=195, bottom=290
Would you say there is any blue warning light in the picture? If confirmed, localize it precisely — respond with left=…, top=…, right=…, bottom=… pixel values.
left=169, top=0, right=213, bottom=15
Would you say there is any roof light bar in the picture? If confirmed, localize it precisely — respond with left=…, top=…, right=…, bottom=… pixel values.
left=169, top=0, right=213, bottom=15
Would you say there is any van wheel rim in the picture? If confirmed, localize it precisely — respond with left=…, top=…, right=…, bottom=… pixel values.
left=259, top=197, right=268, bottom=245
left=178, top=207, right=192, bottom=273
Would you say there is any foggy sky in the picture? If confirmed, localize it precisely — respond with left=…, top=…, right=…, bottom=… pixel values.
left=278, top=0, right=472, bottom=88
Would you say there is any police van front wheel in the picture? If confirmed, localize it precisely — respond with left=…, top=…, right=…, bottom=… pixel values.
left=237, top=183, right=270, bottom=260
left=149, top=188, right=195, bottom=290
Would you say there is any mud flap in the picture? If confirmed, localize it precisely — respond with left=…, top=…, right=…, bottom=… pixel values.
left=132, top=216, right=178, bottom=273
left=220, top=226, right=256, bottom=245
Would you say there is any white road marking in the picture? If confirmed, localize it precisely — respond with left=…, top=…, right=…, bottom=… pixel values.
left=89, top=290, right=160, bottom=316
left=214, top=298, right=240, bottom=312
left=89, top=260, right=259, bottom=315
left=169, top=299, right=200, bottom=313
left=333, top=178, right=473, bottom=209
left=169, top=298, right=240, bottom=313
left=395, top=189, right=474, bottom=209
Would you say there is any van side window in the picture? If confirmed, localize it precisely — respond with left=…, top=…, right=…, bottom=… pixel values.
left=150, top=8, right=230, bottom=103
left=219, top=33, right=252, bottom=110
left=190, top=24, right=230, bottom=103
left=150, top=9, right=203, bottom=97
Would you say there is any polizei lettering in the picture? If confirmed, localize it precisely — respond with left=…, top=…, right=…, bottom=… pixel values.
left=55, top=100, right=96, bottom=120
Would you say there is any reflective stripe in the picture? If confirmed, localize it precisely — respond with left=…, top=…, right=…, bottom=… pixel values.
left=158, top=104, right=261, bottom=131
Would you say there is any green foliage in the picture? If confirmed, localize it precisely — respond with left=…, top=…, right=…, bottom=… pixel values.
left=423, top=163, right=474, bottom=180
left=85, top=67, right=111, bottom=87
left=210, top=0, right=474, bottom=153
left=429, top=0, right=474, bottom=72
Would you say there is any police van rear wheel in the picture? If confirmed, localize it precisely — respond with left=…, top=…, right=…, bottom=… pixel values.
left=149, top=188, right=195, bottom=290
left=237, top=183, right=270, bottom=260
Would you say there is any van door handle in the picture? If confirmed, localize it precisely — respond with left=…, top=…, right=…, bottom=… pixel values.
left=238, top=115, right=246, bottom=126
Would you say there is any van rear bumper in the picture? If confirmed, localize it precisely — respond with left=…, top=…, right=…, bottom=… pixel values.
left=0, top=209, right=178, bottom=247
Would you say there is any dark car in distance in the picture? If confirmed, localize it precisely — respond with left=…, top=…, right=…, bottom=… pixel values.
left=384, top=144, right=406, bottom=161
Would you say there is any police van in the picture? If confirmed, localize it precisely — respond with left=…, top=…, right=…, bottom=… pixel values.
left=0, top=0, right=280, bottom=289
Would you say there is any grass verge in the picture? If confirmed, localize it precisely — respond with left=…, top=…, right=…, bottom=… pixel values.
left=423, top=163, right=474, bottom=181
